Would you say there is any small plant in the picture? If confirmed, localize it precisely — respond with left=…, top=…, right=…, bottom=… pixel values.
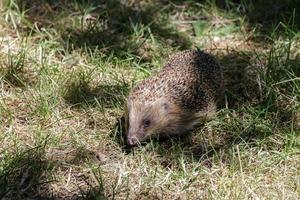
left=1, top=48, right=27, bottom=87
left=63, top=70, right=94, bottom=106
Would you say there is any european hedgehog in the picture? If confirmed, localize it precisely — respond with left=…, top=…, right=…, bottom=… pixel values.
left=125, top=49, right=224, bottom=146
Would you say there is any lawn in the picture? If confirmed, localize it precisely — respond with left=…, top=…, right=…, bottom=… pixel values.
left=0, top=0, right=299, bottom=199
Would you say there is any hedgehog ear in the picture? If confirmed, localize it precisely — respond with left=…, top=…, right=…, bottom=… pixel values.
left=161, top=102, right=169, bottom=111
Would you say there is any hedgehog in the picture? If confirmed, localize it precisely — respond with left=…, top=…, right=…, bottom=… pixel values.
left=125, top=49, right=224, bottom=146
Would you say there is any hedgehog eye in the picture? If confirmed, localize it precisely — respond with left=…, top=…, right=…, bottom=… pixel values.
left=143, top=119, right=151, bottom=128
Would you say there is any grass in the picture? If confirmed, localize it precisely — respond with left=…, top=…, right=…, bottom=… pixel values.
left=0, top=0, right=299, bottom=199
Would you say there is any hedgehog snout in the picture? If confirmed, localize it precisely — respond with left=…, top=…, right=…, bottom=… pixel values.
left=127, top=136, right=139, bottom=146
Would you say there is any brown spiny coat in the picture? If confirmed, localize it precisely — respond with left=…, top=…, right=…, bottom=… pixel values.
left=125, top=49, right=223, bottom=146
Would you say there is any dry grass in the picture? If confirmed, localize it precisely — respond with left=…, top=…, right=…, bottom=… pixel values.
left=0, top=0, right=299, bottom=199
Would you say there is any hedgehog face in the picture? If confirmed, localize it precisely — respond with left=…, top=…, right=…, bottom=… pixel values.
left=126, top=98, right=181, bottom=146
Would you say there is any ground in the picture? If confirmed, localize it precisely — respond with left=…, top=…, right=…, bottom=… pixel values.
left=0, top=0, right=299, bottom=199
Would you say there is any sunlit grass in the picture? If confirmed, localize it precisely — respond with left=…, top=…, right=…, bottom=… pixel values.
left=0, top=0, right=299, bottom=199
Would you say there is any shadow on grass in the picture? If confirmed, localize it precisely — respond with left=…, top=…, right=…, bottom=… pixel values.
left=73, top=188, right=107, bottom=200
left=72, top=167, right=107, bottom=200
left=63, top=81, right=129, bottom=109
left=63, top=0, right=192, bottom=56
left=0, top=145, right=54, bottom=199
left=0, top=145, right=108, bottom=200
left=12, top=0, right=192, bottom=58
left=6, top=0, right=299, bottom=56
left=112, top=116, right=133, bottom=154
left=220, top=51, right=262, bottom=108
left=216, top=0, right=300, bottom=35
left=0, top=48, right=37, bottom=88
